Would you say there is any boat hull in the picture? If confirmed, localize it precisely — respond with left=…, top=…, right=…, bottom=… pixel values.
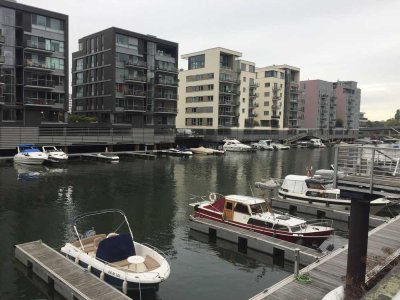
left=193, top=207, right=331, bottom=247
left=13, top=156, right=46, bottom=165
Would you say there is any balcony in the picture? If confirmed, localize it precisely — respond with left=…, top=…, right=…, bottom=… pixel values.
left=154, top=93, right=177, bottom=100
left=25, top=40, right=55, bottom=54
left=272, top=95, right=280, bottom=101
left=219, top=101, right=237, bottom=106
left=219, top=89, right=239, bottom=95
left=248, top=112, right=257, bottom=118
left=24, top=79, right=55, bottom=90
left=125, top=90, right=147, bottom=98
left=271, top=115, right=280, bottom=119
left=155, top=107, right=177, bottom=114
left=24, top=59, right=55, bottom=71
left=155, top=65, right=178, bottom=74
left=155, top=78, right=178, bottom=87
left=218, top=111, right=235, bottom=117
left=249, top=92, right=258, bottom=98
left=249, top=102, right=259, bottom=108
left=124, top=75, right=147, bottom=83
left=219, top=77, right=240, bottom=84
left=125, top=60, right=147, bottom=69
left=272, top=87, right=281, bottom=92
left=24, top=98, right=54, bottom=106
left=124, top=105, right=146, bottom=112
left=249, top=82, right=259, bottom=88
left=0, top=35, right=4, bottom=44
left=290, top=89, right=300, bottom=94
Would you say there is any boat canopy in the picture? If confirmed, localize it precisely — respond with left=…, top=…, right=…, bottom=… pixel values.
left=281, top=175, right=309, bottom=194
left=96, top=232, right=135, bottom=263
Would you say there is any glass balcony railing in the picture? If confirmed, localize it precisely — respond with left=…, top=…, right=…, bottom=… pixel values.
left=25, top=40, right=55, bottom=52
left=154, top=93, right=177, bottom=100
left=155, top=65, right=178, bottom=73
left=155, top=107, right=177, bottom=113
left=24, top=59, right=55, bottom=70
left=155, top=78, right=178, bottom=86
left=124, top=75, right=147, bottom=82
left=24, top=98, right=54, bottom=106
left=125, top=60, right=147, bottom=69
left=124, top=90, right=147, bottom=97
left=25, top=79, right=55, bottom=88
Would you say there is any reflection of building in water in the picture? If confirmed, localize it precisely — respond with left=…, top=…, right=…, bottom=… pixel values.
left=14, top=164, right=67, bottom=181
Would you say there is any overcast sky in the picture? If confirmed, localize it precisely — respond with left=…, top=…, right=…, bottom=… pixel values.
left=19, top=0, right=400, bottom=121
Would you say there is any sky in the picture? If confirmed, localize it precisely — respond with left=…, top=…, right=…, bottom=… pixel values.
left=19, top=0, right=400, bottom=121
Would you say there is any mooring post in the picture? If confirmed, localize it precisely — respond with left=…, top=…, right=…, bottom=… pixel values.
left=294, top=248, right=300, bottom=277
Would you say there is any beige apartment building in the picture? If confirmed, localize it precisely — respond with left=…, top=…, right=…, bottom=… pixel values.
left=177, top=47, right=257, bottom=129
left=254, top=66, right=285, bottom=128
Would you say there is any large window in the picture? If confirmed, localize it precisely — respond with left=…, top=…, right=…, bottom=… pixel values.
left=116, top=34, right=138, bottom=50
left=76, top=59, right=83, bottom=71
left=32, top=14, right=64, bottom=33
left=188, top=54, right=205, bottom=70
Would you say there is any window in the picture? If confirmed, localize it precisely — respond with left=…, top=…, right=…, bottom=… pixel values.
left=264, top=101, right=269, bottom=106
left=207, top=118, right=213, bottom=126
left=265, top=82, right=270, bottom=87
left=234, top=203, right=249, bottom=214
left=76, top=72, right=83, bottom=84
left=242, top=98, right=245, bottom=103
left=225, top=202, right=233, bottom=210
left=79, top=42, right=83, bottom=51
left=280, top=84, right=283, bottom=88
left=264, top=92, right=270, bottom=97
left=264, top=111, right=269, bottom=116
left=249, top=65, right=255, bottom=73
left=265, top=70, right=277, bottom=78
left=116, top=34, right=138, bottom=50
left=242, top=108, right=245, bottom=113
left=243, top=76, right=246, bottom=82
left=243, top=87, right=246, bottom=92
left=241, top=63, right=246, bottom=71
left=280, top=72, right=284, bottom=79
left=188, top=54, right=205, bottom=70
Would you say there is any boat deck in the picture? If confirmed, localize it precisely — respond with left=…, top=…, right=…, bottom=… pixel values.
left=15, top=240, right=130, bottom=300
left=250, top=214, right=400, bottom=300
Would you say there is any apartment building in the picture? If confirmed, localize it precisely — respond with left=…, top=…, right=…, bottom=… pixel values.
left=254, top=66, right=285, bottom=128
left=298, top=80, right=336, bottom=129
left=334, top=81, right=361, bottom=129
left=0, top=0, right=68, bottom=126
left=177, top=47, right=257, bottom=129
left=274, top=65, right=301, bottom=128
left=72, top=27, right=178, bottom=128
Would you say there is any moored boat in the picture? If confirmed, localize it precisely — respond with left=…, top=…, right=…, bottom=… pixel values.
left=97, top=152, right=119, bottom=163
left=61, top=209, right=170, bottom=292
left=167, top=147, right=193, bottom=156
left=223, top=139, right=253, bottom=152
left=190, top=193, right=333, bottom=247
left=251, top=139, right=275, bottom=150
left=42, top=145, right=68, bottom=162
left=277, top=170, right=391, bottom=214
left=272, top=143, right=290, bottom=150
left=190, top=146, right=225, bottom=155
left=13, top=144, right=48, bottom=165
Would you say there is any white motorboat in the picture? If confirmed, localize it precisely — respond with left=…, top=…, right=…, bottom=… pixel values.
left=272, top=143, right=290, bottom=150
left=190, top=193, right=334, bottom=247
left=42, top=145, right=68, bottom=162
left=190, top=146, right=225, bottom=155
left=251, top=140, right=275, bottom=150
left=278, top=170, right=391, bottom=214
left=223, top=139, right=253, bottom=152
left=61, top=209, right=170, bottom=292
left=167, top=147, right=193, bottom=156
left=13, top=144, right=48, bottom=165
left=97, top=152, right=119, bottom=163
left=309, top=138, right=326, bottom=148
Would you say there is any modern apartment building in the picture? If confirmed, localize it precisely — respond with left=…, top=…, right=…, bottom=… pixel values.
left=334, top=81, right=361, bottom=129
left=254, top=66, right=285, bottom=128
left=72, top=27, right=178, bottom=128
left=298, top=80, right=336, bottom=129
left=177, top=47, right=257, bottom=129
left=274, top=65, right=301, bottom=128
left=0, top=0, right=68, bottom=126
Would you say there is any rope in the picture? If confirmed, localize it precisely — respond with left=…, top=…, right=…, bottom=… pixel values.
left=296, top=273, right=313, bottom=284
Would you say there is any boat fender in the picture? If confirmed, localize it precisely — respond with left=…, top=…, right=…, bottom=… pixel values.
left=122, top=280, right=128, bottom=294
left=75, top=256, right=79, bottom=264
left=100, top=271, right=105, bottom=281
left=209, top=193, right=217, bottom=202
left=87, top=265, right=91, bottom=272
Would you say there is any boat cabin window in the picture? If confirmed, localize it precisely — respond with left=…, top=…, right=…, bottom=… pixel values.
left=273, top=224, right=289, bottom=231
left=225, top=202, right=233, bottom=210
left=234, top=203, right=250, bottom=214
left=248, top=218, right=273, bottom=228
left=290, top=225, right=302, bottom=232
left=250, top=202, right=268, bottom=214
left=306, top=182, right=324, bottom=190
left=306, top=191, right=322, bottom=197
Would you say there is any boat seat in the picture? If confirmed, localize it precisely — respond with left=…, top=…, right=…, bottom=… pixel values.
left=112, top=259, right=129, bottom=268
left=144, top=255, right=160, bottom=271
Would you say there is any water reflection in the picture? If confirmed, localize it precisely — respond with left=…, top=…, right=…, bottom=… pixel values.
left=14, top=164, right=68, bottom=181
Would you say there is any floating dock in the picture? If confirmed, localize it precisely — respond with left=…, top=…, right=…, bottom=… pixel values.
left=189, top=216, right=326, bottom=265
left=269, top=197, right=388, bottom=228
left=250, top=214, right=400, bottom=300
left=15, top=240, right=130, bottom=300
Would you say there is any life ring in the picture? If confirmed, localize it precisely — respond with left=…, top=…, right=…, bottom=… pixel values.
left=209, top=193, right=217, bottom=202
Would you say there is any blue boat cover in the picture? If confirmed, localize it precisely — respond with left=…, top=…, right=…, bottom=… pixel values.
left=96, top=233, right=135, bottom=263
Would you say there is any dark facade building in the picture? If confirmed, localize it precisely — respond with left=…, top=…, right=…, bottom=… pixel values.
left=0, top=0, right=68, bottom=127
left=72, top=27, right=178, bottom=129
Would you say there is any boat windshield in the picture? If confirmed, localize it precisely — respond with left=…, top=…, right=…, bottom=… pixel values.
left=250, top=202, right=268, bottom=214
left=291, top=224, right=307, bottom=232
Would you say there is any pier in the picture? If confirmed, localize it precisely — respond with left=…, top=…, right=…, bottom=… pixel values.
left=250, top=214, right=400, bottom=300
left=189, top=216, right=326, bottom=266
left=15, top=240, right=130, bottom=300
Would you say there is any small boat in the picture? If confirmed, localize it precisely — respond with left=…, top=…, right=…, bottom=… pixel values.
left=251, top=140, right=275, bottom=150
left=296, top=141, right=312, bottom=148
left=309, top=138, right=326, bottom=148
left=61, top=209, right=170, bottom=292
left=190, top=193, right=334, bottom=247
left=97, top=152, right=119, bottom=163
left=167, top=147, right=193, bottom=156
left=42, top=145, right=68, bottom=162
left=13, top=144, right=48, bottom=165
left=190, top=146, right=225, bottom=155
left=272, top=143, right=290, bottom=150
left=278, top=170, right=391, bottom=214
left=223, top=139, right=253, bottom=152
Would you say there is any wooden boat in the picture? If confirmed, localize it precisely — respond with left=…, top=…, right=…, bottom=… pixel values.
left=190, top=193, right=334, bottom=247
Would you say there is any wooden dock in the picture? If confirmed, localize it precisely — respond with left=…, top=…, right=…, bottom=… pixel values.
left=250, top=214, right=400, bottom=300
left=15, top=240, right=131, bottom=300
left=189, top=217, right=326, bottom=266
left=269, top=197, right=388, bottom=228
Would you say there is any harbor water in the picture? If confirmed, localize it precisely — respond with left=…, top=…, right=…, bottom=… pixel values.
left=1, top=148, right=344, bottom=300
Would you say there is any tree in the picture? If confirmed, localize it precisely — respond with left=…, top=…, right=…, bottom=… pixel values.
left=68, top=114, right=97, bottom=123
left=385, top=118, right=400, bottom=127
left=395, top=109, right=400, bottom=121
left=335, top=118, right=343, bottom=128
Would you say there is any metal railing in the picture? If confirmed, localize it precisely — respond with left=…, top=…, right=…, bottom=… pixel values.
left=124, top=75, right=147, bottom=82
left=25, top=59, right=55, bottom=70
left=24, top=98, right=55, bottom=105
left=125, top=60, right=147, bottom=68
left=333, top=145, right=400, bottom=195
left=155, top=107, right=177, bottom=113
left=124, top=90, right=147, bottom=97
left=25, top=40, right=55, bottom=52
left=155, top=65, right=178, bottom=73
left=25, top=79, right=55, bottom=88
left=155, top=79, right=178, bottom=86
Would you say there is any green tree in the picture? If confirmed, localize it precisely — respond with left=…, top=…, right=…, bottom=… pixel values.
left=385, top=118, right=400, bottom=127
left=68, top=114, right=97, bottom=123
left=395, top=109, right=400, bottom=121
